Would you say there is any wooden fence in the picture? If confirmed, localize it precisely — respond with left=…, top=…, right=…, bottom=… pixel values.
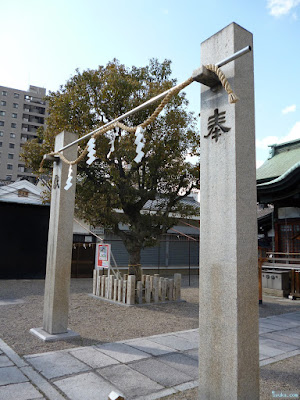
left=92, top=271, right=182, bottom=305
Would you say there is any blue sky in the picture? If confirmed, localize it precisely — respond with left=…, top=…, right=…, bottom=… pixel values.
left=1, top=0, right=299, bottom=166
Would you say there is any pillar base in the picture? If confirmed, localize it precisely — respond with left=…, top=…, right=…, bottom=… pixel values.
left=30, top=327, right=80, bottom=342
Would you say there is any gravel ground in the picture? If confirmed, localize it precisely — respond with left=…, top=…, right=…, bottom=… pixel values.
left=0, top=275, right=299, bottom=399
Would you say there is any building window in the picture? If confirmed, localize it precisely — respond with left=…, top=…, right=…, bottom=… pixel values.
left=13, top=103, right=18, bottom=109
left=1, top=101, right=6, bottom=106
left=6, top=175, right=12, bottom=181
left=0, top=121, right=4, bottom=126
left=7, top=164, right=13, bottom=170
left=11, top=123, right=16, bottom=128
left=18, top=165, right=25, bottom=172
left=0, top=131, right=3, bottom=137
left=1, top=91, right=7, bottom=96
left=0, top=142, right=2, bottom=147
left=9, top=143, right=15, bottom=149
left=18, top=189, right=29, bottom=197
left=0, top=111, right=5, bottom=116
left=10, top=133, right=16, bottom=138
left=14, top=93, right=19, bottom=99
left=8, top=153, right=14, bottom=159
left=12, top=113, right=17, bottom=118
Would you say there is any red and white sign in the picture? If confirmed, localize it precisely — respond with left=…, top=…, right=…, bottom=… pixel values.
left=95, top=243, right=111, bottom=269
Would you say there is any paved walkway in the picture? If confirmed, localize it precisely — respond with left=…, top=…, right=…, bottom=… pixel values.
left=0, top=312, right=300, bottom=400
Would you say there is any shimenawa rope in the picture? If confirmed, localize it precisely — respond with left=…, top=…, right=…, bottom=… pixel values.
left=39, top=65, right=237, bottom=171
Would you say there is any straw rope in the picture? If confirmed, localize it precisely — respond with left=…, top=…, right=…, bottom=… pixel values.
left=205, top=64, right=239, bottom=104
left=39, top=65, right=237, bottom=170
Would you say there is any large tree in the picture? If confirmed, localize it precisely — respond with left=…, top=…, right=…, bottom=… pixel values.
left=22, top=59, right=199, bottom=279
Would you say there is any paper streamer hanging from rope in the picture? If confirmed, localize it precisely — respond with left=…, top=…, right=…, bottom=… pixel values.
left=86, top=137, right=96, bottom=165
left=107, top=133, right=116, bottom=159
left=40, top=65, right=238, bottom=171
left=134, top=126, right=146, bottom=163
left=64, top=165, right=73, bottom=191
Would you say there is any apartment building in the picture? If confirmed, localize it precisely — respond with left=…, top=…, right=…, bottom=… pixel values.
left=0, top=85, right=47, bottom=183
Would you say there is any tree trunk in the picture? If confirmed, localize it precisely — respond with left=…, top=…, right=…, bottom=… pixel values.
left=128, top=247, right=143, bottom=282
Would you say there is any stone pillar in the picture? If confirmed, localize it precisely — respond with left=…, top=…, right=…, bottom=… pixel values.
left=167, top=279, right=174, bottom=301
left=113, top=279, right=118, bottom=302
left=136, top=281, right=143, bottom=304
left=159, top=277, right=163, bottom=300
left=101, top=276, right=105, bottom=297
left=145, top=280, right=151, bottom=303
left=153, top=275, right=159, bottom=303
left=127, top=275, right=136, bottom=305
left=174, top=274, right=181, bottom=301
left=93, top=269, right=97, bottom=295
left=199, top=23, right=259, bottom=399
left=31, top=131, right=79, bottom=340
left=161, top=279, right=167, bottom=301
left=105, top=277, right=109, bottom=299
left=122, top=280, right=127, bottom=303
left=96, top=274, right=101, bottom=297
left=117, top=279, right=122, bottom=302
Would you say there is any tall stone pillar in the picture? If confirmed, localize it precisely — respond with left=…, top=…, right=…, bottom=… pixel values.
left=199, top=23, right=259, bottom=399
left=31, top=131, right=80, bottom=341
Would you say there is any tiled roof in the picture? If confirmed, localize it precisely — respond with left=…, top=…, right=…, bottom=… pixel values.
left=143, top=195, right=199, bottom=211
left=257, top=139, right=300, bottom=182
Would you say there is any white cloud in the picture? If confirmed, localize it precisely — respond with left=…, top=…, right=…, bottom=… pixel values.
left=278, top=121, right=300, bottom=143
left=282, top=104, right=296, bottom=114
left=256, top=135, right=279, bottom=149
left=267, top=0, right=300, bottom=17
left=256, top=121, right=300, bottom=151
left=256, top=160, right=264, bottom=168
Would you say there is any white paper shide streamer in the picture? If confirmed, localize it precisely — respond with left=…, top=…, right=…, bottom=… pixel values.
left=86, top=137, right=96, bottom=165
left=134, top=126, right=146, bottom=163
left=64, top=165, right=73, bottom=191
left=107, top=134, right=116, bottom=159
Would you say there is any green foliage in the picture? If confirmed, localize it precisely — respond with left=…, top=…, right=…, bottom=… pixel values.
left=21, top=59, right=200, bottom=263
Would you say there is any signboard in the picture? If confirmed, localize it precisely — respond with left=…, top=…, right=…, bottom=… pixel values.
left=91, top=226, right=105, bottom=235
left=95, top=243, right=111, bottom=269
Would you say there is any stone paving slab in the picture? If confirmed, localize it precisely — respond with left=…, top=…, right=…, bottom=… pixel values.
left=96, top=342, right=151, bottom=363
left=54, top=371, right=119, bottom=400
left=129, top=357, right=191, bottom=387
left=147, top=334, right=197, bottom=351
left=259, top=326, right=276, bottom=334
left=156, top=353, right=199, bottom=380
left=259, top=321, right=287, bottom=332
left=0, top=355, right=14, bottom=368
left=0, top=381, right=44, bottom=400
left=97, top=364, right=164, bottom=398
left=0, top=366, right=28, bottom=386
left=122, top=338, right=174, bottom=356
left=1, top=312, right=300, bottom=400
left=259, top=337, right=298, bottom=352
left=259, top=344, right=287, bottom=358
left=20, top=365, right=66, bottom=400
left=282, top=327, right=300, bottom=338
left=0, top=338, right=28, bottom=367
left=25, top=352, right=91, bottom=379
left=261, top=332, right=300, bottom=347
left=263, top=317, right=300, bottom=328
left=69, top=346, right=120, bottom=368
left=278, top=312, right=300, bottom=321
left=172, top=331, right=199, bottom=345
left=184, top=348, right=198, bottom=360
left=259, top=349, right=300, bottom=367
